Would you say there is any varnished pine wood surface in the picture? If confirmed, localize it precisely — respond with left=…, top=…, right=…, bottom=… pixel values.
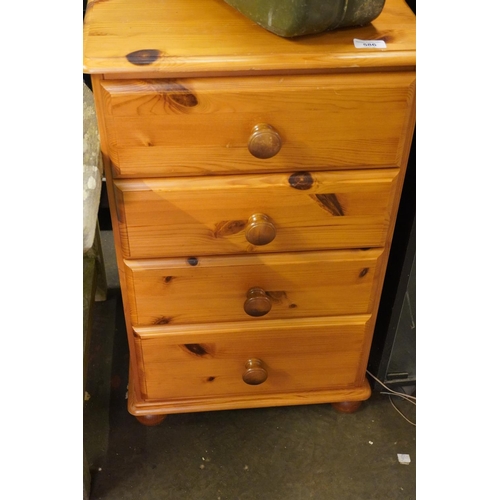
left=99, top=73, right=415, bottom=177
left=85, top=0, right=416, bottom=417
left=83, top=0, right=416, bottom=76
left=128, top=366, right=372, bottom=415
left=114, top=169, right=399, bottom=259
left=133, top=315, right=371, bottom=401
left=124, top=249, right=383, bottom=326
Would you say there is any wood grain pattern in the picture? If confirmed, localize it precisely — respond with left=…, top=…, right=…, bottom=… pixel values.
left=99, top=73, right=415, bottom=177
left=123, top=249, right=383, bottom=326
left=114, top=169, right=399, bottom=259
left=83, top=0, right=416, bottom=76
left=84, top=0, right=416, bottom=417
left=128, top=368, right=372, bottom=416
left=133, top=315, right=371, bottom=401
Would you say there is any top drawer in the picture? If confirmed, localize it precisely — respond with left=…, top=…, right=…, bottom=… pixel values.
left=98, top=73, right=416, bottom=178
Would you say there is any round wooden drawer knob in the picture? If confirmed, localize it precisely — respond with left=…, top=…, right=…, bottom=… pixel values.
left=248, top=123, right=282, bottom=159
left=244, top=287, right=272, bottom=317
left=242, top=358, right=268, bottom=385
left=245, top=213, right=276, bottom=246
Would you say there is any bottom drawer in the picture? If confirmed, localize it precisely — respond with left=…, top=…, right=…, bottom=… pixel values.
left=133, top=315, right=371, bottom=401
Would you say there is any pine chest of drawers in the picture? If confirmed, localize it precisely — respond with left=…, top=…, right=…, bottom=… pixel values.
left=83, top=0, right=416, bottom=425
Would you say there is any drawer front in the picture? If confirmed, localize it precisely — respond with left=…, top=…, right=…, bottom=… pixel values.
left=99, top=73, right=416, bottom=177
left=133, top=315, right=371, bottom=401
left=115, top=169, right=399, bottom=259
left=124, top=249, right=383, bottom=326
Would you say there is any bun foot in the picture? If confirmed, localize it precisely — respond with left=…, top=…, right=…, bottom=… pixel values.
left=135, top=414, right=166, bottom=426
left=331, top=401, right=362, bottom=414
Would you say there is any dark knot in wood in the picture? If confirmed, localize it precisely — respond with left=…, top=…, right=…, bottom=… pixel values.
left=126, top=49, right=161, bottom=65
left=289, top=172, right=314, bottom=190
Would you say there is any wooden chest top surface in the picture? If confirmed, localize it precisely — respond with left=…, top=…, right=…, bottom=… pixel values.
left=83, top=0, right=416, bottom=75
